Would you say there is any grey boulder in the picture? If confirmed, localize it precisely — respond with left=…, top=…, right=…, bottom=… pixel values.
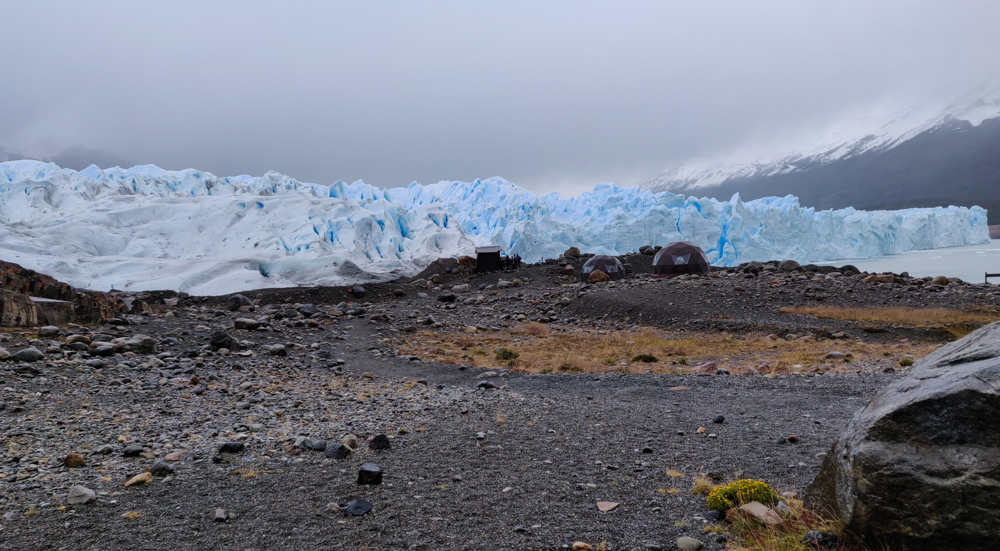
left=12, top=347, right=44, bottom=362
left=67, top=485, right=96, bottom=505
left=806, top=321, right=1000, bottom=551
left=125, top=334, right=157, bottom=354
left=226, top=294, right=253, bottom=311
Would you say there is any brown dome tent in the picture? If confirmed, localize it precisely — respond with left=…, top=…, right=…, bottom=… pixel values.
left=652, top=241, right=710, bottom=276
left=580, top=255, right=625, bottom=282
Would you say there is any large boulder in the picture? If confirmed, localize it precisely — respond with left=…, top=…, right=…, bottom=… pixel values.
left=564, top=247, right=581, bottom=258
left=806, top=322, right=1000, bottom=551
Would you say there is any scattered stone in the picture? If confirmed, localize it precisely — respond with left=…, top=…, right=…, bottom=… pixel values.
left=342, top=434, right=360, bottom=449
left=786, top=434, right=799, bottom=443
left=218, top=442, right=245, bottom=454
left=572, top=542, right=593, bottom=551
left=324, top=444, right=352, bottom=460
left=349, top=286, right=366, bottom=299
left=475, top=380, right=498, bottom=390
left=357, top=463, right=383, bottom=485
left=778, top=260, right=802, bottom=272
left=693, top=361, right=717, bottom=374
left=775, top=436, right=787, bottom=444
left=227, top=294, right=253, bottom=311
left=39, top=326, right=59, bottom=337
left=63, top=453, right=86, bottom=468
left=12, top=347, right=44, bottom=362
left=164, top=450, right=185, bottom=461
left=675, top=536, right=704, bottom=550
left=368, top=433, right=391, bottom=451
left=234, top=318, right=260, bottom=330
left=123, top=444, right=144, bottom=457
left=824, top=351, right=845, bottom=360
left=213, top=508, right=228, bottom=522
left=596, top=501, right=619, bottom=512
left=712, top=415, right=725, bottom=424
left=344, top=499, right=372, bottom=516
left=437, top=293, right=456, bottom=303
left=738, top=501, right=781, bottom=525
left=150, top=460, right=174, bottom=477
left=67, top=485, right=97, bottom=505
left=210, top=331, right=239, bottom=351
left=125, top=334, right=157, bottom=354
left=124, top=472, right=152, bottom=487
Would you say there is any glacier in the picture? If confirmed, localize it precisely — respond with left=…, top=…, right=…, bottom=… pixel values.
left=0, top=160, right=990, bottom=295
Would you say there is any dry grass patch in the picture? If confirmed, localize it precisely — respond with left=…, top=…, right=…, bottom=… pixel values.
left=779, top=305, right=1000, bottom=326
left=725, top=498, right=873, bottom=551
left=397, top=328, right=933, bottom=375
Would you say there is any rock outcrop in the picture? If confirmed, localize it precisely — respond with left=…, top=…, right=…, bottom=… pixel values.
left=806, top=322, right=1000, bottom=551
left=0, top=290, right=40, bottom=326
left=0, top=260, right=129, bottom=325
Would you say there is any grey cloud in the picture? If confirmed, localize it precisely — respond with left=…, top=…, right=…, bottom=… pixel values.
left=2, top=1, right=999, bottom=195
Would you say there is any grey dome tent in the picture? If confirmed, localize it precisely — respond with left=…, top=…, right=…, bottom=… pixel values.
left=652, top=241, right=710, bottom=276
left=580, top=255, right=625, bottom=281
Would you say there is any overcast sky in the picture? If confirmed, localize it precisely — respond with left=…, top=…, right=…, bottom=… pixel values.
left=3, top=1, right=1000, bottom=195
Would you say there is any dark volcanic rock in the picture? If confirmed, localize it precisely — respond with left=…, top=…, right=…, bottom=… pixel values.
left=344, top=498, right=372, bottom=516
left=368, top=433, right=391, bottom=451
left=226, top=294, right=253, bottom=311
left=12, top=347, right=44, bottom=362
left=210, top=331, right=239, bottom=351
left=218, top=442, right=245, bottom=454
left=324, top=444, right=352, bottom=460
left=806, top=322, right=1000, bottom=551
left=357, top=463, right=383, bottom=485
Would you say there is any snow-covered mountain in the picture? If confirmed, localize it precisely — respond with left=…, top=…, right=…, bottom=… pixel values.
left=0, top=160, right=989, bottom=294
left=642, top=87, right=1000, bottom=218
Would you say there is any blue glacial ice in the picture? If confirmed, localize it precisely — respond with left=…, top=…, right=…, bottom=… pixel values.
left=0, top=161, right=989, bottom=294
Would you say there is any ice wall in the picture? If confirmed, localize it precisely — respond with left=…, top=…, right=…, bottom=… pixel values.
left=389, top=178, right=990, bottom=264
left=0, top=161, right=990, bottom=294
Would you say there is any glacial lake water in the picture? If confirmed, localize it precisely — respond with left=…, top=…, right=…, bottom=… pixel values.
left=816, top=240, right=1000, bottom=284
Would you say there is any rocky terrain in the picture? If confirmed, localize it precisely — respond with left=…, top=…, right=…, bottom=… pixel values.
left=1, top=255, right=997, bottom=550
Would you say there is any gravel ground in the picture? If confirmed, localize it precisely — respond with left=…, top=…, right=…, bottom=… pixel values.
left=0, top=259, right=992, bottom=550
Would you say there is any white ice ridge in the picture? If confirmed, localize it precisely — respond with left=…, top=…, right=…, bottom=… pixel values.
left=0, top=160, right=990, bottom=295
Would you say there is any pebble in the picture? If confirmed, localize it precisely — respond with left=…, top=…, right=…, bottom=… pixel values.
left=368, top=434, right=391, bottom=450
left=675, top=536, right=704, bottom=550
left=342, top=434, right=360, bottom=449
left=787, top=434, right=800, bottom=443
left=63, top=453, right=86, bottom=468
left=150, top=460, right=174, bottom=477
left=344, top=499, right=373, bottom=516
left=357, top=463, right=383, bottom=485
left=712, top=415, right=725, bottom=424
left=324, top=444, right=352, bottom=460
left=218, top=442, right=245, bottom=454
left=213, top=508, right=228, bottom=522
left=124, top=472, right=152, bottom=487
left=66, top=485, right=96, bottom=505
left=123, top=444, right=144, bottom=457
left=12, top=347, right=44, bottom=363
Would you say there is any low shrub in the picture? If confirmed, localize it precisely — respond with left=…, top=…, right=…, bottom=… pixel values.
left=632, top=354, right=658, bottom=363
left=495, top=348, right=519, bottom=361
left=707, top=479, right=779, bottom=511
left=899, top=357, right=914, bottom=367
